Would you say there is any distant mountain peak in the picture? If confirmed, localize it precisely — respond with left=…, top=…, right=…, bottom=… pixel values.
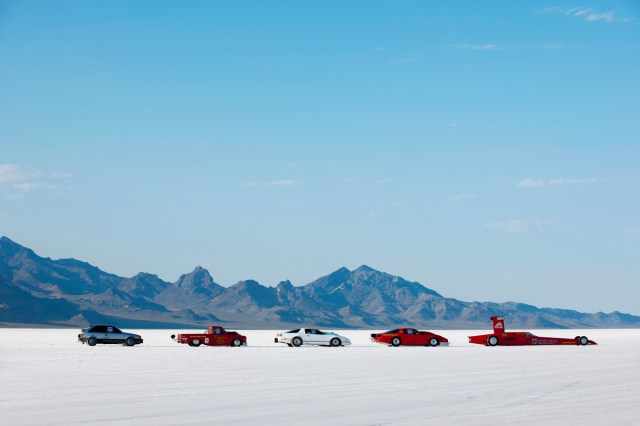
left=354, top=265, right=374, bottom=272
left=133, top=272, right=159, bottom=279
left=175, top=266, right=220, bottom=291
left=328, top=266, right=351, bottom=276
left=0, top=236, right=35, bottom=257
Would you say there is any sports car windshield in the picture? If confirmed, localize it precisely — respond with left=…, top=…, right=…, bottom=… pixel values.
left=383, top=329, right=399, bottom=334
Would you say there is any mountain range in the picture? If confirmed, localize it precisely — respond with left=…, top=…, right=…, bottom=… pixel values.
left=1, top=236, right=638, bottom=329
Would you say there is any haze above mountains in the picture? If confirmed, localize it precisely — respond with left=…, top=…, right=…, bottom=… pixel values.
left=1, top=236, right=638, bottom=329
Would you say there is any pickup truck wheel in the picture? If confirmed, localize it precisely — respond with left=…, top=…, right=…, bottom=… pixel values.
left=192, top=339, right=201, bottom=347
left=391, top=337, right=401, bottom=347
left=87, top=337, right=97, bottom=346
left=292, top=337, right=303, bottom=347
left=231, top=338, right=242, bottom=347
left=125, top=337, right=135, bottom=346
left=330, top=337, right=341, bottom=347
left=488, top=336, right=499, bottom=346
left=428, top=338, right=439, bottom=347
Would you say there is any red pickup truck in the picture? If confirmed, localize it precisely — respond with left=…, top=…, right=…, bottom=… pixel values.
left=171, top=325, right=247, bottom=347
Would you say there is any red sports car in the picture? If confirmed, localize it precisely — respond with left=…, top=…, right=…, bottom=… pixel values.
left=371, top=328, right=449, bottom=347
left=468, top=316, right=597, bottom=346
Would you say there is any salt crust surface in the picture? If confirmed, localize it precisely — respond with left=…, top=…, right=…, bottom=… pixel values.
left=1, top=328, right=639, bottom=425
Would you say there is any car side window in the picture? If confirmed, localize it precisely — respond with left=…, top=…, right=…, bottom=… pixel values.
left=112, top=327, right=122, bottom=334
left=91, top=326, right=105, bottom=333
left=106, top=327, right=114, bottom=333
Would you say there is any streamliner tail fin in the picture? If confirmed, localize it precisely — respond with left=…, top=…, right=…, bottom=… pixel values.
left=491, top=316, right=506, bottom=334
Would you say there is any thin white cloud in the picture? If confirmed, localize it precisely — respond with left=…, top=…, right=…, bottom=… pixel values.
left=543, top=7, right=634, bottom=23
left=518, top=178, right=600, bottom=188
left=394, top=201, right=424, bottom=214
left=485, top=220, right=529, bottom=234
left=0, top=164, right=42, bottom=184
left=446, top=193, right=478, bottom=202
left=485, top=220, right=551, bottom=234
left=0, top=164, right=70, bottom=200
left=453, top=43, right=498, bottom=51
left=244, top=179, right=297, bottom=187
left=14, top=182, right=58, bottom=192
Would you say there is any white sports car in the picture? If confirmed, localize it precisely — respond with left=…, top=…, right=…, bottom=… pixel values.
left=275, top=328, right=351, bottom=347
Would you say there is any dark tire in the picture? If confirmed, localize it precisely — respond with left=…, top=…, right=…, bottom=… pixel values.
left=231, top=338, right=242, bottom=347
left=488, top=336, right=498, bottom=346
left=125, top=337, right=135, bottom=346
left=291, top=337, right=303, bottom=347
left=579, top=336, right=589, bottom=346
left=192, top=339, right=201, bottom=347
left=391, top=337, right=401, bottom=347
left=87, top=336, right=97, bottom=346
left=287, top=343, right=293, bottom=347
left=330, top=337, right=341, bottom=347
left=428, top=337, right=439, bottom=347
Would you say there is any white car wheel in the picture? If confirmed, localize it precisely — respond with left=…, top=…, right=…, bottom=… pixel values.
left=330, top=337, right=341, bottom=347
left=292, top=337, right=303, bottom=347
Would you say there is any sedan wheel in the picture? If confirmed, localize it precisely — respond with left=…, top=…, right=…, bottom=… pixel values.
left=291, top=337, right=303, bottom=347
left=87, top=337, right=97, bottom=346
left=330, top=337, right=341, bottom=347
left=428, top=338, right=439, bottom=347
left=391, top=337, right=401, bottom=347
left=125, top=337, right=135, bottom=346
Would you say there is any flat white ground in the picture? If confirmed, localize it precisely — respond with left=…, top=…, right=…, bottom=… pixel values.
left=1, top=328, right=639, bottom=425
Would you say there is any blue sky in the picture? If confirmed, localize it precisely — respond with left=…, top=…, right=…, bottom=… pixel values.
left=1, top=1, right=639, bottom=314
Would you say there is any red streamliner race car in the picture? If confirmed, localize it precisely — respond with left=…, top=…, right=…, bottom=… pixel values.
left=468, top=316, right=597, bottom=347
left=371, top=328, right=449, bottom=347
left=171, top=325, right=247, bottom=347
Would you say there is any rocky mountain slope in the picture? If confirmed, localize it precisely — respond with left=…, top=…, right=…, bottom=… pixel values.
left=1, top=236, right=638, bottom=328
